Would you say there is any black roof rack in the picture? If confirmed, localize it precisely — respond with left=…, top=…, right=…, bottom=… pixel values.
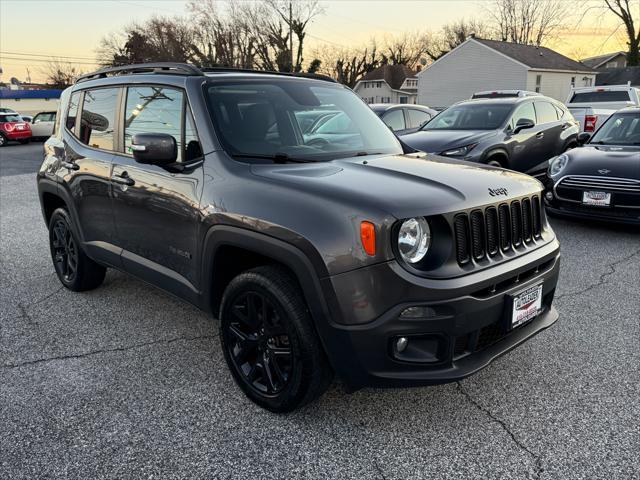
left=75, top=63, right=205, bottom=84
left=75, top=62, right=337, bottom=84
left=200, top=67, right=337, bottom=83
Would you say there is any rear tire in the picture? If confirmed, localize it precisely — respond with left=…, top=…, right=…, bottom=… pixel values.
left=48, top=208, right=106, bottom=291
left=219, top=265, right=332, bottom=412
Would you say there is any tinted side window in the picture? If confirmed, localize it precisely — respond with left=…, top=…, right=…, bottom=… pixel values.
left=407, top=109, right=431, bottom=129
left=511, top=103, right=536, bottom=129
left=66, top=92, right=80, bottom=132
left=382, top=109, right=405, bottom=131
left=80, top=88, right=119, bottom=151
left=124, top=86, right=184, bottom=160
left=534, top=101, right=559, bottom=124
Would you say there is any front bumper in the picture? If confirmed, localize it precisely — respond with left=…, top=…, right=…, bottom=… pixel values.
left=319, top=239, right=560, bottom=390
left=545, top=199, right=640, bottom=225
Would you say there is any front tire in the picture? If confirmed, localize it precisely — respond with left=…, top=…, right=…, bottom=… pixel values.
left=219, top=266, right=332, bottom=412
left=0, top=134, right=6, bottom=147
left=48, top=208, right=106, bottom=291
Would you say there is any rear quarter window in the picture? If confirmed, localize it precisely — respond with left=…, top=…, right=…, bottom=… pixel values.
left=569, top=91, right=631, bottom=103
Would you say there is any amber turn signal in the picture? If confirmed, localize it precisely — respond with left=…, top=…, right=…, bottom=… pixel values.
left=360, top=221, right=376, bottom=256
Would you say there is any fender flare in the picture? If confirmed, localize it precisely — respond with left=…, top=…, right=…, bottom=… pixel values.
left=482, top=147, right=510, bottom=166
left=200, top=224, right=338, bottom=327
left=37, top=179, right=87, bottom=243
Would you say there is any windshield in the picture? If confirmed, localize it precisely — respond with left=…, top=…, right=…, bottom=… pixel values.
left=0, top=114, right=22, bottom=122
left=205, top=79, right=403, bottom=162
left=570, top=91, right=631, bottom=103
left=423, top=103, right=512, bottom=130
left=590, top=112, right=640, bottom=146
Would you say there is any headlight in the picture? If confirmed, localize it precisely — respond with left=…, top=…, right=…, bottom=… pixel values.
left=440, top=143, right=477, bottom=157
left=548, top=153, right=569, bottom=176
left=398, top=217, right=431, bottom=264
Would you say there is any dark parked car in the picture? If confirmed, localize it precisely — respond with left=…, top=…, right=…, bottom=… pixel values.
left=544, top=107, right=640, bottom=224
left=38, top=63, right=560, bottom=412
left=370, top=104, right=438, bottom=135
left=400, top=96, right=580, bottom=172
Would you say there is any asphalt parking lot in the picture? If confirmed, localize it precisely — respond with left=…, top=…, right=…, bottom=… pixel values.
left=1, top=143, right=639, bottom=479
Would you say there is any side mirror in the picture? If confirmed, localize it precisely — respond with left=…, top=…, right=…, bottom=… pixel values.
left=513, top=118, right=535, bottom=134
left=131, top=133, right=177, bottom=166
left=577, top=132, right=591, bottom=145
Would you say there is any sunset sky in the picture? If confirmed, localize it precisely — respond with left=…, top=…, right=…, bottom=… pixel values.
left=0, top=0, right=633, bottom=83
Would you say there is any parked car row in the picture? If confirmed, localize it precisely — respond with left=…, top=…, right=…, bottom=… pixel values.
left=0, top=108, right=56, bottom=146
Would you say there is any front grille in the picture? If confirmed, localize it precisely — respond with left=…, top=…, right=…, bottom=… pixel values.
left=454, top=196, right=542, bottom=266
left=559, top=176, right=640, bottom=193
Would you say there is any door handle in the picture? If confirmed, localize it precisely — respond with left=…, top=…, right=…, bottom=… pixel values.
left=536, top=132, right=545, bottom=139
left=112, top=172, right=135, bottom=186
left=61, top=161, right=79, bottom=171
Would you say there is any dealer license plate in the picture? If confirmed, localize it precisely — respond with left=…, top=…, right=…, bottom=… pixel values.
left=511, top=284, right=543, bottom=329
left=583, top=191, right=611, bottom=206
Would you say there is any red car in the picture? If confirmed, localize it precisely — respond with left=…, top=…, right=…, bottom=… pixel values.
left=0, top=113, right=32, bottom=146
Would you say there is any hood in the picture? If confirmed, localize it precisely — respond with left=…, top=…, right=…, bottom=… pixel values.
left=562, top=145, right=640, bottom=180
left=400, top=129, right=497, bottom=154
left=251, top=154, right=542, bottom=219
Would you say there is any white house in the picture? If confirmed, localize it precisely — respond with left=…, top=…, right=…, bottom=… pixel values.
left=417, top=37, right=596, bottom=109
left=354, top=64, right=418, bottom=104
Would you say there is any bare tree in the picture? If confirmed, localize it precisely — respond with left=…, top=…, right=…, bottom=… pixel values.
left=487, top=0, right=573, bottom=45
left=41, top=60, right=82, bottom=88
left=423, top=19, right=494, bottom=60
left=383, top=33, right=432, bottom=66
left=314, top=44, right=385, bottom=88
left=601, top=0, right=640, bottom=66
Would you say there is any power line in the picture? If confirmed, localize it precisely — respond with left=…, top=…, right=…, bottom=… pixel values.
left=0, top=51, right=98, bottom=61
left=0, top=56, right=101, bottom=66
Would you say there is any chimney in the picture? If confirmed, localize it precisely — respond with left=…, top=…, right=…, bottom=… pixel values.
left=416, top=65, right=422, bottom=72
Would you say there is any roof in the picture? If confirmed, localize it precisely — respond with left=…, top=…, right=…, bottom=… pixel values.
left=0, top=89, right=63, bottom=100
left=473, top=38, right=593, bottom=72
left=360, top=64, right=417, bottom=90
left=582, top=51, right=626, bottom=69
left=596, top=67, right=640, bottom=87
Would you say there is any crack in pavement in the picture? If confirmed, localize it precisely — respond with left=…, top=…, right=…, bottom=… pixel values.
left=555, top=248, right=640, bottom=301
left=373, top=457, right=388, bottom=480
left=0, top=334, right=217, bottom=370
left=457, top=382, right=543, bottom=480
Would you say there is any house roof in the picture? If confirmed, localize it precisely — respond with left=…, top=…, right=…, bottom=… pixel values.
left=582, top=51, right=626, bottom=69
left=473, top=38, right=593, bottom=72
left=360, top=64, right=417, bottom=90
left=596, top=66, right=640, bottom=86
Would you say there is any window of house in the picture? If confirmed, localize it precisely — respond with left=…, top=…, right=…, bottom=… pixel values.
left=534, top=101, right=559, bottom=124
left=535, top=74, right=542, bottom=93
left=571, top=76, right=576, bottom=87
left=382, top=109, right=405, bottom=131
left=79, top=88, right=119, bottom=151
left=65, top=91, right=80, bottom=132
left=583, top=77, right=593, bottom=86
left=399, top=96, right=408, bottom=104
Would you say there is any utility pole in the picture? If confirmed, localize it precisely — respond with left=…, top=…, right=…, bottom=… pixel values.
left=289, top=1, right=294, bottom=72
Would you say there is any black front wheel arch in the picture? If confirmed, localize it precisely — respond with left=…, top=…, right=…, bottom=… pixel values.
left=219, top=265, right=332, bottom=412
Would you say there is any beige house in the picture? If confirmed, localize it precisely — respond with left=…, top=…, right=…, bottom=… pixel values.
left=353, top=64, right=418, bottom=104
left=417, top=38, right=596, bottom=109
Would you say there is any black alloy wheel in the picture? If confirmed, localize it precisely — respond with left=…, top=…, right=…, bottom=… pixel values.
left=48, top=208, right=106, bottom=291
left=224, top=291, right=293, bottom=396
left=219, top=266, right=332, bottom=412
left=51, top=218, right=79, bottom=283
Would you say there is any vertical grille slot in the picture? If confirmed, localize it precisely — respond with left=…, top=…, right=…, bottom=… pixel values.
left=454, top=214, right=471, bottom=265
left=498, top=204, right=511, bottom=251
left=485, top=207, right=499, bottom=256
left=522, top=198, right=532, bottom=242
left=510, top=201, right=522, bottom=247
left=531, top=196, right=542, bottom=238
left=470, top=210, right=486, bottom=260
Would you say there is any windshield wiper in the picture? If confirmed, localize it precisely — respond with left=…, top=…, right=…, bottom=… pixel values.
left=231, top=152, right=313, bottom=164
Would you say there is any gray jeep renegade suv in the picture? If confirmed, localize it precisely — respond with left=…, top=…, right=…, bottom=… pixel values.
left=37, top=63, right=560, bottom=412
